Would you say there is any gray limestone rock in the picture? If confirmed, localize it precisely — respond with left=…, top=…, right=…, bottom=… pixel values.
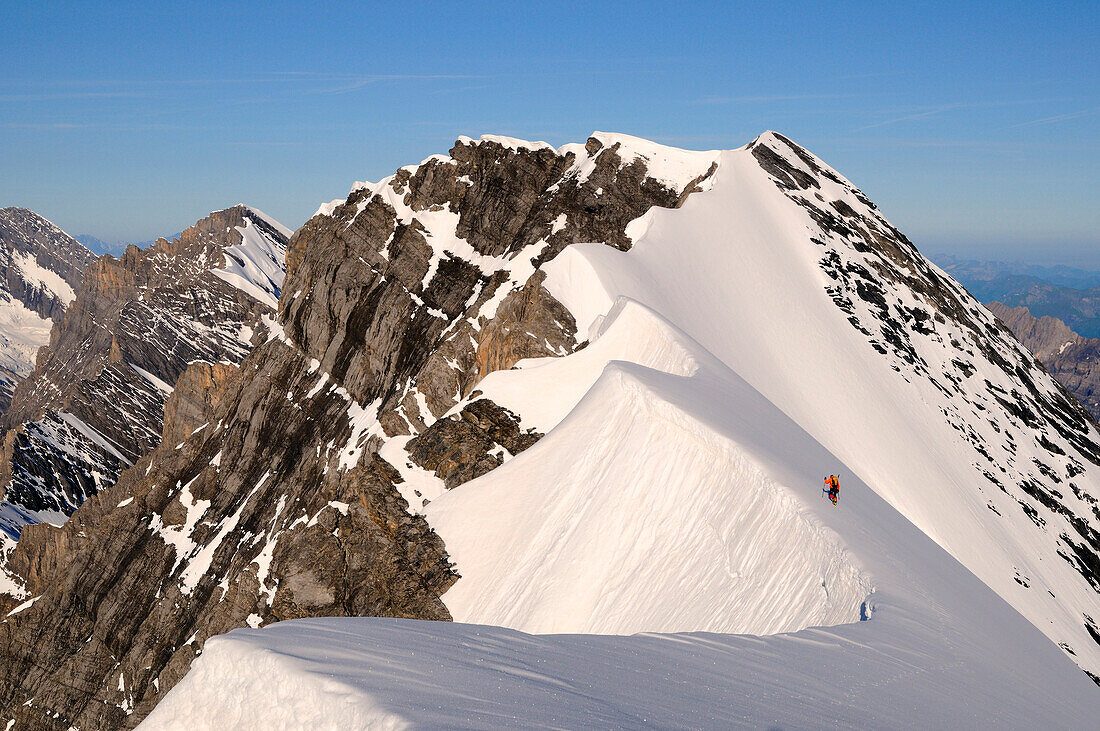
left=0, top=206, right=287, bottom=548
left=989, top=302, right=1100, bottom=423
left=0, top=208, right=95, bottom=415
left=0, top=136, right=716, bottom=729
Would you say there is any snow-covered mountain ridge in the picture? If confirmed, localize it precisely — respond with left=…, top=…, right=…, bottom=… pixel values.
left=150, top=131, right=1100, bottom=727
left=1, top=132, right=1098, bottom=729
left=376, top=132, right=1100, bottom=666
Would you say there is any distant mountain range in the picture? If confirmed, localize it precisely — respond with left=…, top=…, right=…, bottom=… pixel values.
left=936, top=255, right=1100, bottom=338
left=75, top=232, right=183, bottom=257
left=935, top=255, right=1100, bottom=290
left=0, top=205, right=289, bottom=577
left=988, top=302, right=1100, bottom=422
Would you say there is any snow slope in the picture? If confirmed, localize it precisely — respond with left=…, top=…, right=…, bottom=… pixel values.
left=431, top=300, right=873, bottom=637
left=211, top=210, right=289, bottom=310
left=144, top=133, right=1100, bottom=727
left=0, top=294, right=53, bottom=384
left=147, top=318, right=1100, bottom=724
left=11, top=249, right=75, bottom=307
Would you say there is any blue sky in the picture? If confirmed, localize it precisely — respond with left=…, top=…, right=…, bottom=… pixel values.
left=2, top=1, right=1097, bottom=264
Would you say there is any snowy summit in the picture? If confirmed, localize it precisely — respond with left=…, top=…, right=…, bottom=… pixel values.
left=125, top=132, right=1100, bottom=728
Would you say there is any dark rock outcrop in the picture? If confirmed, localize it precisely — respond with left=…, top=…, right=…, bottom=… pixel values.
left=0, top=206, right=288, bottom=549
left=0, top=134, right=716, bottom=729
left=407, top=399, right=540, bottom=488
left=0, top=208, right=95, bottom=415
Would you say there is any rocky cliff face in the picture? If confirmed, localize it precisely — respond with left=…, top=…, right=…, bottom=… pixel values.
left=989, top=302, right=1100, bottom=422
left=0, top=135, right=718, bottom=729
left=0, top=208, right=95, bottom=416
left=0, top=206, right=288, bottom=594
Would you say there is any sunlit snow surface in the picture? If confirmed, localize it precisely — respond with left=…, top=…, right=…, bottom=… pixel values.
left=431, top=300, right=873, bottom=636
left=0, top=294, right=51, bottom=383
left=11, top=250, right=75, bottom=306
left=211, top=214, right=288, bottom=310
left=143, top=135, right=1100, bottom=727
left=145, top=601, right=1097, bottom=730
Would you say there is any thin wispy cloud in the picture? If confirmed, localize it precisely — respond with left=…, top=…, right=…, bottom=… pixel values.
left=850, top=98, right=1072, bottom=132
left=829, top=135, right=1019, bottom=151
left=4, top=120, right=223, bottom=132
left=691, top=93, right=854, bottom=105
left=829, top=70, right=912, bottom=81
left=851, top=103, right=971, bottom=131
left=0, top=90, right=146, bottom=102
left=429, top=84, right=493, bottom=96
left=4, top=122, right=87, bottom=129
left=0, top=72, right=488, bottom=101
left=305, top=74, right=488, bottom=96
left=1006, top=109, right=1097, bottom=129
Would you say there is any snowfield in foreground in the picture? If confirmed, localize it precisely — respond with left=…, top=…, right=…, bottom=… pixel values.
left=144, top=609, right=1095, bottom=730
left=142, top=133, right=1100, bottom=727
left=429, top=300, right=873, bottom=637
left=147, top=300, right=1100, bottom=728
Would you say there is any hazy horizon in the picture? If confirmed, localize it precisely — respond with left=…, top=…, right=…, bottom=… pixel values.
left=3, top=1, right=1096, bottom=265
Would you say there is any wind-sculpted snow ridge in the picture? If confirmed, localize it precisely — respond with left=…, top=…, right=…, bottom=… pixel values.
left=428, top=299, right=873, bottom=636
left=0, top=134, right=719, bottom=729
left=142, top=131, right=1100, bottom=729
left=0, top=206, right=288, bottom=600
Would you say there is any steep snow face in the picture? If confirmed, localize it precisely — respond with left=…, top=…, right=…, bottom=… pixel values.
left=0, top=294, right=52, bottom=381
left=210, top=209, right=289, bottom=310
left=10, top=250, right=75, bottom=307
left=517, top=132, right=1100, bottom=675
left=429, top=300, right=873, bottom=636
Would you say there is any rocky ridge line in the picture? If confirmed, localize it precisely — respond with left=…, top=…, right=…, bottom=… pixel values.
left=0, top=206, right=288, bottom=595
left=0, top=134, right=718, bottom=729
